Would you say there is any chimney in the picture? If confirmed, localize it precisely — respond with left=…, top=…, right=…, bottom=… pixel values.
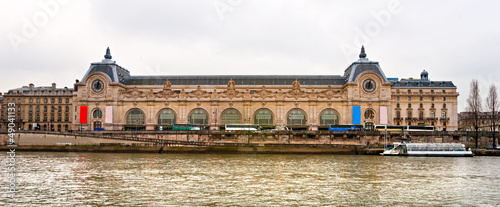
left=29, top=83, right=34, bottom=91
left=52, top=83, right=56, bottom=90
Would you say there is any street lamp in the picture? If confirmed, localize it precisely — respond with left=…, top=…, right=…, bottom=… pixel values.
left=187, top=118, right=191, bottom=142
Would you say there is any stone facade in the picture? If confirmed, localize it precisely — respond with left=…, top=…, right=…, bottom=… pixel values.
left=0, top=83, right=73, bottom=131
left=72, top=47, right=459, bottom=131
left=458, top=111, right=500, bottom=131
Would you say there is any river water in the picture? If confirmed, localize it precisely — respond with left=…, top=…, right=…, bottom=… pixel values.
left=1, top=152, right=500, bottom=206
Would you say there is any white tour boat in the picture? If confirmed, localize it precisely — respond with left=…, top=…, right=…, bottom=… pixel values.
left=380, top=142, right=474, bottom=157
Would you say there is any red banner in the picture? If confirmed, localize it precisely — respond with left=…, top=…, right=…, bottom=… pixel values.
left=80, top=106, right=87, bottom=124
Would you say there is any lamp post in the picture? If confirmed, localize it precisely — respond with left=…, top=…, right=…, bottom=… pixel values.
left=187, top=118, right=191, bottom=142
left=248, top=117, right=250, bottom=144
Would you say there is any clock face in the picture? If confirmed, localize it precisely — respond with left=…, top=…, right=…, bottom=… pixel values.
left=363, top=79, right=376, bottom=92
left=92, top=79, right=104, bottom=93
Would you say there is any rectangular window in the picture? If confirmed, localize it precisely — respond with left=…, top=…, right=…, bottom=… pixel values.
left=408, top=97, right=411, bottom=101
left=443, top=97, right=446, bottom=101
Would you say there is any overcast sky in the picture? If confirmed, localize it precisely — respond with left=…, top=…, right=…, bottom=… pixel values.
left=1, top=0, right=499, bottom=111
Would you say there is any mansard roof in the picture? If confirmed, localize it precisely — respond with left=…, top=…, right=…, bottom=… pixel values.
left=82, top=48, right=131, bottom=84
left=124, top=75, right=347, bottom=86
left=390, top=79, right=456, bottom=88
left=343, top=46, right=388, bottom=82
left=7, top=86, right=73, bottom=94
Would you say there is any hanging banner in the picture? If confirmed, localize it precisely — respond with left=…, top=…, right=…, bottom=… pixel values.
left=353, top=106, right=361, bottom=124
left=380, top=106, right=388, bottom=125
left=80, top=106, right=88, bottom=124
left=105, top=106, right=113, bottom=123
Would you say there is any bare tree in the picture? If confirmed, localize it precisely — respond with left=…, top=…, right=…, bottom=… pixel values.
left=486, top=84, right=498, bottom=148
left=466, top=79, right=482, bottom=149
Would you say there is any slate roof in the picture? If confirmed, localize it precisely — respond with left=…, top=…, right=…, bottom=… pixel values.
left=124, top=75, right=347, bottom=86
left=390, top=79, right=456, bottom=88
left=343, top=60, right=388, bottom=82
left=7, top=87, right=73, bottom=94
left=82, top=63, right=130, bottom=84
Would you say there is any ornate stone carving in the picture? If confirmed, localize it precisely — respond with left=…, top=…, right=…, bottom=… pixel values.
left=156, top=89, right=179, bottom=99
left=146, top=89, right=155, bottom=99
left=220, top=80, right=242, bottom=99
left=120, top=87, right=145, bottom=99
left=285, top=87, right=308, bottom=99
left=227, top=78, right=235, bottom=89
left=253, top=86, right=274, bottom=99
left=164, top=79, right=172, bottom=90
left=187, top=85, right=211, bottom=99
left=318, top=85, right=339, bottom=100
left=292, top=79, right=301, bottom=89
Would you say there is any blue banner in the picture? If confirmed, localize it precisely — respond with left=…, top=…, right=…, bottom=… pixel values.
left=353, top=106, right=361, bottom=124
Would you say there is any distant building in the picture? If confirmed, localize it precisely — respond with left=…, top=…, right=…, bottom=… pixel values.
left=0, top=83, right=73, bottom=131
left=0, top=93, right=3, bottom=130
left=458, top=111, right=500, bottom=131
left=70, top=46, right=459, bottom=131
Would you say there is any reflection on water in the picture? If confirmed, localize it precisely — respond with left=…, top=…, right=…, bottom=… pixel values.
left=1, top=152, right=500, bottom=206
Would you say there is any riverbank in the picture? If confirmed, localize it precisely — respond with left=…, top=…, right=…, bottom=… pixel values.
left=0, top=145, right=369, bottom=154
left=2, top=145, right=499, bottom=155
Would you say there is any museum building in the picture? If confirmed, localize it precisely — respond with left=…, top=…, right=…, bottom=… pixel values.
left=69, top=46, right=458, bottom=131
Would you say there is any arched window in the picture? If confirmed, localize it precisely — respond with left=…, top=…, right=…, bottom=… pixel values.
left=254, top=109, right=273, bottom=125
left=158, top=109, right=176, bottom=125
left=93, top=109, right=102, bottom=118
left=189, top=109, right=208, bottom=125
left=221, top=109, right=241, bottom=125
left=287, top=109, right=307, bottom=125
left=126, top=109, right=145, bottom=125
left=320, top=109, right=339, bottom=125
